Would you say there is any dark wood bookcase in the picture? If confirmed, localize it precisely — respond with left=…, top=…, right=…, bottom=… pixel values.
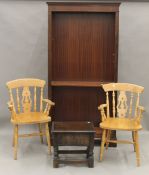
left=47, top=2, right=120, bottom=140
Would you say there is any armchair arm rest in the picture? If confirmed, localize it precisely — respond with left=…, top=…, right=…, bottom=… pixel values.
left=98, top=104, right=107, bottom=122
left=137, top=105, right=145, bottom=113
left=98, top=104, right=107, bottom=111
left=7, top=101, right=14, bottom=112
left=42, top=99, right=55, bottom=115
left=7, top=101, right=16, bottom=119
left=136, top=105, right=145, bottom=120
left=42, top=99, right=55, bottom=106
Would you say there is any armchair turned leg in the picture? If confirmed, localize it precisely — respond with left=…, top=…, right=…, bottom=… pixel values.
left=100, top=129, right=106, bottom=161
left=106, top=130, right=111, bottom=150
left=134, top=131, right=140, bottom=166
left=38, top=124, right=43, bottom=144
left=132, top=131, right=136, bottom=152
left=14, top=125, right=18, bottom=160
left=45, top=123, right=51, bottom=154
left=12, top=125, right=15, bottom=147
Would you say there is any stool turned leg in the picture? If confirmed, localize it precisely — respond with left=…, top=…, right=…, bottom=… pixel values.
left=87, top=135, right=94, bottom=168
left=53, top=145, right=59, bottom=168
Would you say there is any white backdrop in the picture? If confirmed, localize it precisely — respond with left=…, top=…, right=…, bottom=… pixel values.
left=119, top=2, right=149, bottom=129
left=0, top=1, right=149, bottom=129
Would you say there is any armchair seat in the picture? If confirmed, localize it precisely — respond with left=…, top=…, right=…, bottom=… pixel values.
left=100, top=118, right=142, bottom=131
left=11, top=112, right=51, bottom=125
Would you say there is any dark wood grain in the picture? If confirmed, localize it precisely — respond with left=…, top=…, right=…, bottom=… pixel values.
left=52, top=87, right=105, bottom=126
left=51, top=81, right=111, bottom=87
left=52, top=12, right=115, bottom=82
left=47, top=0, right=146, bottom=4
left=114, top=11, right=119, bottom=82
left=52, top=122, right=95, bottom=168
left=52, top=121, right=94, bottom=132
left=48, top=11, right=52, bottom=98
left=48, top=3, right=120, bottom=142
left=47, top=2, right=120, bottom=12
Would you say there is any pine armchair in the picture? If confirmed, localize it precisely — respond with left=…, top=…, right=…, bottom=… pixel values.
left=6, top=78, right=55, bottom=160
left=98, top=83, right=144, bottom=166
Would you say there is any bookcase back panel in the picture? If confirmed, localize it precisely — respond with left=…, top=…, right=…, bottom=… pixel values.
left=52, top=87, right=105, bottom=126
left=52, top=12, right=115, bottom=81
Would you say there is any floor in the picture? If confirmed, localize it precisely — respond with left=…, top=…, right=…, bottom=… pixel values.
left=0, top=124, right=149, bottom=175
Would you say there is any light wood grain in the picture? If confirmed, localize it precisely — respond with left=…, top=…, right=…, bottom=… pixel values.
left=100, top=118, right=142, bottom=131
left=106, top=130, right=111, bottom=149
left=38, top=124, right=43, bottom=143
left=14, top=125, right=18, bottom=160
left=100, top=129, right=106, bottom=161
left=19, top=132, right=46, bottom=138
left=102, top=83, right=144, bottom=93
left=6, top=78, right=54, bottom=159
left=98, top=83, right=144, bottom=166
left=7, top=78, right=45, bottom=88
left=134, top=131, right=140, bottom=166
left=45, top=123, right=51, bottom=155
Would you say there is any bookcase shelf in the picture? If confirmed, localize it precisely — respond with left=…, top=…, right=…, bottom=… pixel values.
left=51, top=81, right=112, bottom=87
